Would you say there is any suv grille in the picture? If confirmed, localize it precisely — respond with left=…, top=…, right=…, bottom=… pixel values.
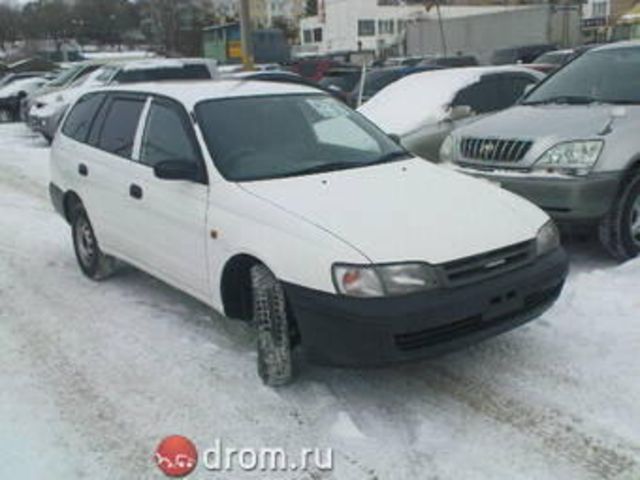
left=460, top=137, right=533, bottom=162
left=440, top=241, right=535, bottom=287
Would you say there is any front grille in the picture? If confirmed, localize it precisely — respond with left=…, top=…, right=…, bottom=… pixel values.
left=440, top=241, right=535, bottom=288
left=394, top=282, right=563, bottom=352
left=460, top=137, right=533, bottom=162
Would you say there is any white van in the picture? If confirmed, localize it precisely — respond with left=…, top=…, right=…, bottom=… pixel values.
left=49, top=81, right=568, bottom=385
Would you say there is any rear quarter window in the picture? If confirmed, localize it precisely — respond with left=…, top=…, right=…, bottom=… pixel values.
left=61, top=93, right=107, bottom=143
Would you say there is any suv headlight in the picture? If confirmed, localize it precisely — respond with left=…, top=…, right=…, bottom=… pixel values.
left=440, top=134, right=455, bottom=162
left=534, top=140, right=603, bottom=176
left=536, top=220, right=560, bottom=256
left=333, top=263, right=441, bottom=297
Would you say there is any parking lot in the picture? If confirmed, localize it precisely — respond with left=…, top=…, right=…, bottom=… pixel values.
left=0, top=122, right=639, bottom=479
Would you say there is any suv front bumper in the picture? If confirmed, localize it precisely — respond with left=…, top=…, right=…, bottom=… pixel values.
left=284, top=248, right=568, bottom=367
left=453, top=167, right=621, bottom=224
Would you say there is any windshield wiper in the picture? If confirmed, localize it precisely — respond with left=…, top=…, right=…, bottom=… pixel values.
left=288, top=161, right=363, bottom=177
left=523, top=95, right=598, bottom=106
left=368, top=151, right=413, bottom=166
left=284, top=152, right=411, bottom=178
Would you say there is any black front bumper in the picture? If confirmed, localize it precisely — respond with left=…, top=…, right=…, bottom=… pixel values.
left=284, top=248, right=568, bottom=367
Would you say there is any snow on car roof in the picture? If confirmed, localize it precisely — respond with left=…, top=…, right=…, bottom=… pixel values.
left=358, top=66, right=542, bottom=136
left=99, top=79, right=323, bottom=107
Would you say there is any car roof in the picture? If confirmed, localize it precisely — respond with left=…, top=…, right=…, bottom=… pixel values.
left=94, top=79, right=324, bottom=108
left=589, top=40, right=640, bottom=52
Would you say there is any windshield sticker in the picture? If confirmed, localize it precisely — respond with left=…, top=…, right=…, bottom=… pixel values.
left=305, top=98, right=345, bottom=119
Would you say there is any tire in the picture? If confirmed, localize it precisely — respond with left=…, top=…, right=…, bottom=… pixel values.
left=599, top=170, right=640, bottom=261
left=251, top=264, right=294, bottom=386
left=71, top=205, right=117, bottom=280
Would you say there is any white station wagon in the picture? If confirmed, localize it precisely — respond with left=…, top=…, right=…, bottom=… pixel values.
left=49, top=81, right=568, bottom=386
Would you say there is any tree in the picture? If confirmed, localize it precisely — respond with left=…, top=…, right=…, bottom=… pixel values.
left=0, top=5, right=21, bottom=50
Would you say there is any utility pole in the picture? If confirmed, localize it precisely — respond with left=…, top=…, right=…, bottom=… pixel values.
left=239, top=0, right=254, bottom=70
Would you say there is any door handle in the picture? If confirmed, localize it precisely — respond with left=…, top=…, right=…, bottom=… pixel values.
left=78, top=163, right=88, bottom=176
left=129, top=184, right=143, bottom=200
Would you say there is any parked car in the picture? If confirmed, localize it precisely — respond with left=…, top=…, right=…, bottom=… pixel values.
left=0, top=76, right=47, bottom=122
left=383, top=56, right=427, bottom=67
left=231, top=70, right=345, bottom=102
left=318, top=66, right=363, bottom=103
left=491, top=44, right=557, bottom=65
left=419, top=55, right=480, bottom=68
left=353, top=65, right=442, bottom=106
left=21, top=63, right=104, bottom=121
left=287, top=57, right=345, bottom=81
left=360, top=67, right=543, bottom=161
left=0, top=71, right=50, bottom=88
left=50, top=80, right=568, bottom=385
left=444, top=42, right=640, bottom=260
left=27, top=58, right=217, bottom=143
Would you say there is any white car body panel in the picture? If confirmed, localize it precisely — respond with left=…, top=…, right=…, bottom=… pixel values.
left=51, top=81, right=551, bottom=309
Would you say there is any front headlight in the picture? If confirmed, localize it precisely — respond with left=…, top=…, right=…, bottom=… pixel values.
left=440, top=134, right=455, bottom=162
left=536, top=220, right=560, bottom=256
left=333, top=263, right=441, bottom=297
left=534, top=140, right=603, bottom=176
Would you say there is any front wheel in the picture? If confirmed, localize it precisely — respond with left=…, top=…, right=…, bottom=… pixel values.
left=71, top=206, right=117, bottom=280
left=599, top=171, right=640, bottom=261
left=251, top=264, right=294, bottom=386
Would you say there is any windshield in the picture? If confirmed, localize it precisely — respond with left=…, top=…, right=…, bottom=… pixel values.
left=196, top=94, right=409, bottom=182
left=523, top=47, right=640, bottom=105
left=48, top=66, right=83, bottom=87
left=363, top=70, right=404, bottom=97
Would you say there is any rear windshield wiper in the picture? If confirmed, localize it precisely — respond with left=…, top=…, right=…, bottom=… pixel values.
left=523, top=95, right=597, bottom=106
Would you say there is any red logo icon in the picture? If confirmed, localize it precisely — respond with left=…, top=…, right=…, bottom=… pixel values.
left=155, top=435, right=198, bottom=477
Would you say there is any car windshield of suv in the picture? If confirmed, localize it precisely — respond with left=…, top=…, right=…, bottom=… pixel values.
left=523, top=47, right=640, bottom=105
left=196, top=94, right=409, bottom=182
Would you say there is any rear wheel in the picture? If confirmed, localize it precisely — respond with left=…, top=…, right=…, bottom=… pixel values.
left=599, top=171, right=640, bottom=261
left=251, top=264, right=294, bottom=387
left=71, top=205, right=117, bottom=280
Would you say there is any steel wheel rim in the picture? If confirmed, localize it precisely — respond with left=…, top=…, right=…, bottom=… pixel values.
left=75, top=217, right=96, bottom=267
left=630, top=194, right=640, bottom=247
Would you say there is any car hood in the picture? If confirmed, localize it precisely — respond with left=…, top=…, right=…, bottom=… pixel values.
left=239, top=158, right=548, bottom=265
left=457, top=104, right=640, bottom=139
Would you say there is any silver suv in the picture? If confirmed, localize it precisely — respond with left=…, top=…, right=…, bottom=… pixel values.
left=444, top=41, right=640, bottom=260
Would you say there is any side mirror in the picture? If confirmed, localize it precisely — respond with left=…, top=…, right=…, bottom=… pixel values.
left=447, top=105, right=473, bottom=121
left=153, top=160, right=200, bottom=182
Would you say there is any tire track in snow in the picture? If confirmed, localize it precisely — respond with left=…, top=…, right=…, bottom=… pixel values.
left=0, top=258, right=152, bottom=478
left=420, top=366, right=640, bottom=480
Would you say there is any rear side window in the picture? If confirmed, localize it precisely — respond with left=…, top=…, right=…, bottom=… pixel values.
left=61, top=93, right=106, bottom=143
left=114, top=65, right=211, bottom=83
left=96, top=97, right=146, bottom=158
left=140, top=99, right=200, bottom=167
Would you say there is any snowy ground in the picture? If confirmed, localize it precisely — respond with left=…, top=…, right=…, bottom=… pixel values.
left=0, top=123, right=639, bottom=480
